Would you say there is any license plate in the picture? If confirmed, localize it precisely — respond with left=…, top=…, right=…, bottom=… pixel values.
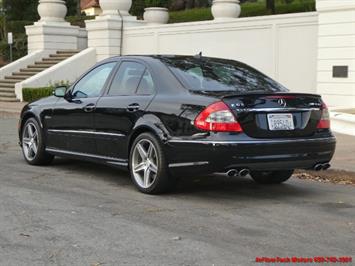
left=267, top=113, right=295, bottom=131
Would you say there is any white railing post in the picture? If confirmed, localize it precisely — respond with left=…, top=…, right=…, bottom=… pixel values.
left=86, top=0, right=145, bottom=61
left=26, top=0, right=81, bottom=54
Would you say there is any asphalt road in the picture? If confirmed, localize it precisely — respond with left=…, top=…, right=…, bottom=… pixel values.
left=0, top=118, right=354, bottom=266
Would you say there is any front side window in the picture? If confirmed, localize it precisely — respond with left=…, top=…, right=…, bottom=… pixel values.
left=72, top=62, right=116, bottom=98
left=109, top=62, right=146, bottom=96
left=160, top=56, right=288, bottom=94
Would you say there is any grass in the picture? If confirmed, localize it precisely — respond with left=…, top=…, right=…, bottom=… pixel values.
left=169, top=0, right=315, bottom=23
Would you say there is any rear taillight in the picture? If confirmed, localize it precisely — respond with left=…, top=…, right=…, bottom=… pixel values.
left=194, top=101, right=243, bottom=132
left=317, top=102, right=330, bottom=129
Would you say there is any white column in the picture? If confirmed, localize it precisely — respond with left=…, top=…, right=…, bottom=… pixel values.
left=316, top=0, right=355, bottom=108
left=86, top=0, right=145, bottom=61
left=25, top=0, right=82, bottom=54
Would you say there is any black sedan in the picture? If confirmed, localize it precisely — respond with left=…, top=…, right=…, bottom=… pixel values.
left=19, top=55, right=336, bottom=194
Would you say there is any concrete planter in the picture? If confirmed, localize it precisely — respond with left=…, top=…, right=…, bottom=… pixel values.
left=38, top=0, right=67, bottom=22
left=144, top=8, right=169, bottom=25
left=212, top=0, right=241, bottom=20
left=100, top=0, right=132, bottom=16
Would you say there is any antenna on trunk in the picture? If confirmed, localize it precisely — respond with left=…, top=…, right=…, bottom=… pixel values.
left=195, top=51, right=203, bottom=58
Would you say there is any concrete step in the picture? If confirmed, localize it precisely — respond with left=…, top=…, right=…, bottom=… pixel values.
left=20, top=67, right=44, bottom=72
left=57, top=50, right=79, bottom=54
left=13, top=72, right=36, bottom=76
left=0, top=84, right=15, bottom=89
left=5, top=76, right=27, bottom=81
left=49, top=54, right=73, bottom=59
left=0, top=91, right=16, bottom=98
left=0, top=80, right=18, bottom=84
left=35, top=61, right=57, bottom=65
left=42, top=58, right=63, bottom=62
left=0, top=87, right=14, bottom=93
left=27, top=65, right=49, bottom=69
left=0, top=97, right=19, bottom=102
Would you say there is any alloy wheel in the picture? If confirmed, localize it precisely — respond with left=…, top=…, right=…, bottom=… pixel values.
left=132, top=139, right=159, bottom=189
left=22, top=122, right=39, bottom=161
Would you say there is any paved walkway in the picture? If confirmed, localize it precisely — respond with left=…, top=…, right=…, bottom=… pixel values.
left=332, top=133, right=355, bottom=172
left=0, top=101, right=27, bottom=117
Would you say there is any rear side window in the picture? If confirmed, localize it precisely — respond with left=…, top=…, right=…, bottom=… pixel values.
left=109, top=62, right=146, bottom=96
left=137, top=70, right=155, bottom=95
left=160, top=57, right=288, bottom=94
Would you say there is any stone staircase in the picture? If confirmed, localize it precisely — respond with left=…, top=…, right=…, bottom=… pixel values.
left=0, top=50, right=79, bottom=102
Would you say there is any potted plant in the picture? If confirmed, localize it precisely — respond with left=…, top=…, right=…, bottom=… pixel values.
left=211, top=0, right=241, bottom=20
left=143, top=0, right=170, bottom=25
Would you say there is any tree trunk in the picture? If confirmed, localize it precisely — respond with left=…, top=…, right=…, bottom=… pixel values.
left=77, top=0, right=81, bottom=16
left=266, top=0, right=276, bottom=14
left=185, top=0, right=195, bottom=9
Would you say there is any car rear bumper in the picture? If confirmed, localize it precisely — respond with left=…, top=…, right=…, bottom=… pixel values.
left=165, top=135, right=336, bottom=176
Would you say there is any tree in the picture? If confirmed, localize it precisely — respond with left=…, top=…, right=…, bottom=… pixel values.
left=67, top=0, right=81, bottom=16
left=3, top=0, right=38, bottom=21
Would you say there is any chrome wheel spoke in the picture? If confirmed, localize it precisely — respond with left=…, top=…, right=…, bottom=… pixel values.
left=136, top=143, right=147, bottom=160
left=144, top=168, right=151, bottom=187
left=147, top=144, right=153, bottom=157
left=31, top=143, right=38, bottom=154
left=28, top=125, right=34, bottom=137
left=23, top=137, right=31, bottom=146
left=134, top=162, right=146, bottom=173
left=149, top=162, right=158, bottom=174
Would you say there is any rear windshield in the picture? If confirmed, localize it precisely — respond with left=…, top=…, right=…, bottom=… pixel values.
left=160, top=56, right=288, bottom=93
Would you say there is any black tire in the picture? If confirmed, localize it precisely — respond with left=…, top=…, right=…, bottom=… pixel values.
left=129, top=132, right=175, bottom=194
left=250, top=170, right=294, bottom=184
left=21, top=118, right=54, bottom=165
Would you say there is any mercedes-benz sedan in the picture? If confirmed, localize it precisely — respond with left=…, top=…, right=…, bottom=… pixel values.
left=19, top=55, right=336, bottom=194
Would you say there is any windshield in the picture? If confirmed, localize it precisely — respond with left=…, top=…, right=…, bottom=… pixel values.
left=160, top=56, right=288, bottom=94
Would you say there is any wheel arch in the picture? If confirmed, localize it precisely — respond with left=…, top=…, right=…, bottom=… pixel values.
left=128, top=126, right=163, bottom=155
left=19, top=112, right=43, bottom=143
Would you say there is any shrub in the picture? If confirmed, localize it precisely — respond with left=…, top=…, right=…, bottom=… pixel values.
left=144, top=0, right=171, bottom=8
left=131, top=0, right=145, bottom=18
left=22, top=87, right=54, bottom=102
left=66, top=15, right=95, bottom=28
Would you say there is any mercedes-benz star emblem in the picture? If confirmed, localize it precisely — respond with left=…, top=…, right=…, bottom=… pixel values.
left=278, top=98, right=287, bottom=107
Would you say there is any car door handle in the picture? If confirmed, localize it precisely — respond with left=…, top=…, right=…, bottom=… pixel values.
left=127, top=103, right=140, bottom=112
left=83, top=103, right=96, bottom=113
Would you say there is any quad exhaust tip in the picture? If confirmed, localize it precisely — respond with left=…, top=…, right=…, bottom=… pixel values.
left=313, top=163, right=331, bottom=171
left=226, top=169, right=250, bottom=177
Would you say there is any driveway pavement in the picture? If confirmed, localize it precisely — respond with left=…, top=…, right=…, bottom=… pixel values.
left=0, top=118, right=354, bottom=265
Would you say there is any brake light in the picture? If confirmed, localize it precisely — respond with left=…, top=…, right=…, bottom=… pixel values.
left=317, top=102, right=330, bottom=129
left=194, top=101, right=243, bottom=132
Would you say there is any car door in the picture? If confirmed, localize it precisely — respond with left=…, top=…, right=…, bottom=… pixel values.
left=94, top=60, right=157, bottom=160
left=46, top=62, right=117, bottom=154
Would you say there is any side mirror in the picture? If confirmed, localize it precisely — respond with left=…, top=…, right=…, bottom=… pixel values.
left=53, top=86, right=67, bottom=98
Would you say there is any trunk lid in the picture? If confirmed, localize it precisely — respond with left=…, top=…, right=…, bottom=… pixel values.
left=222, top=93, right=323, bottom=138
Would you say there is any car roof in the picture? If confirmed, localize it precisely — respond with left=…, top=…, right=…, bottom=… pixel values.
left=100, top=54, right=214, bottom=63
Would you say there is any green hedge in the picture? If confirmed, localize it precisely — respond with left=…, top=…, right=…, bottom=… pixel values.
left=23, top=87, right=54, bottom=102
left=169, top=0, right=315, bottom=23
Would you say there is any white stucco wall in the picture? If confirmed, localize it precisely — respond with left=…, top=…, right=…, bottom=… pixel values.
left=122, top=13, right=318, bottom=95
left=316, top=0, right=355, bottom=108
